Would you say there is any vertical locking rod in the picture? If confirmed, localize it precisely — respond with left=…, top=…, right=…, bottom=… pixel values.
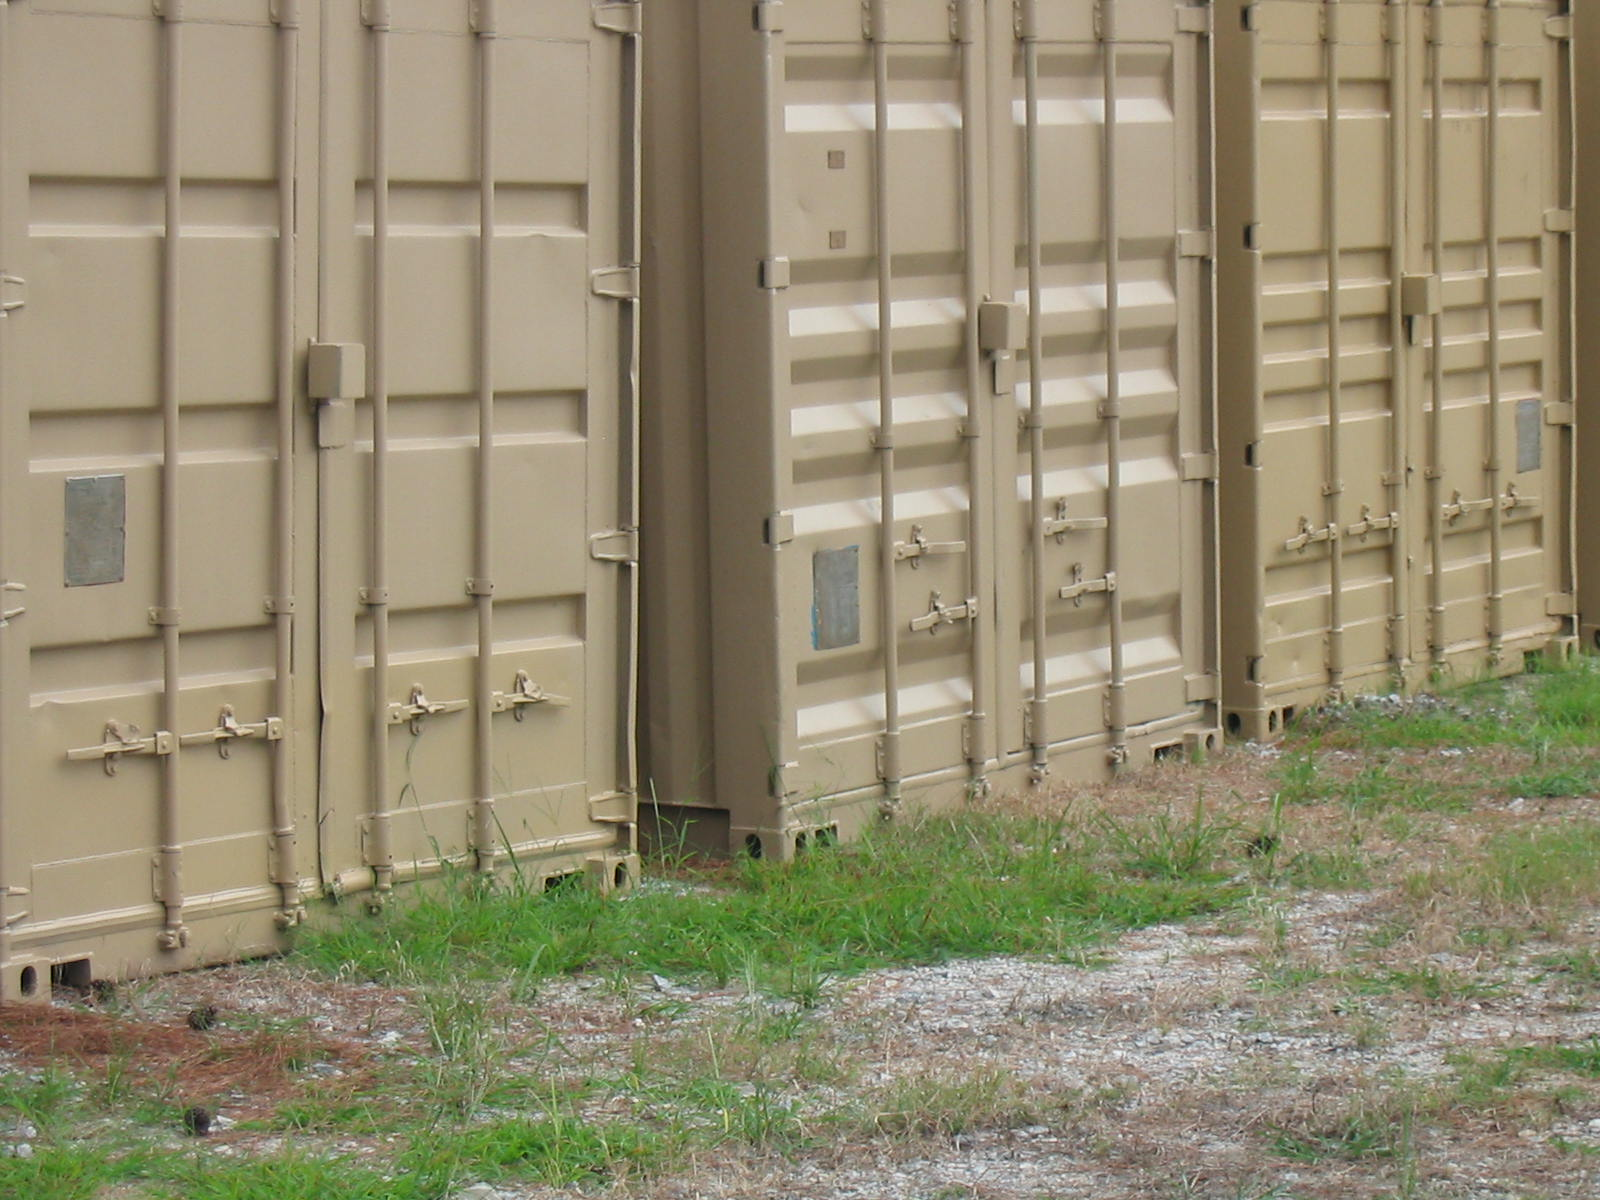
left=1322, top=0, right=1347, bottom=696
left=1020, top=0, right=1050, bottom=782
left=1483, top=0, right=1505, bottom=660
left=1101, top=0, right=1128, bottom=764
left=870, top=0, right=902, bottom=810
left=269, top=3, right=302, bottom=924
left=156, top=7, right=188, bottom=949
left=1385, top=0, right=1411, bottom=676
left=472, top=15, right=498, bottom=872
left=366, top=9, right=395, bottom=895
left=1427, top=0, right=1448, bottom=667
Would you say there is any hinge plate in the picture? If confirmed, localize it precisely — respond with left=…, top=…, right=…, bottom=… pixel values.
left=0, top=273, right=25, bottom=316
left=1185, top=674, right=1219, bottom=703
left=754, top=0, right=784, bottom=32
left=1545, top=401, right=1575, bottom=427
left=760, top=257, right=791, bottom=290
left=593, top=1, right=641, bottom=35
left=1545, top=14, right=1573, bottom=40
left=1546, top=593, right=1578, bottom=618
left=588, top=791, right=635, bottom=824
left=1176, top=6, right=1211, bottom=35
left=589, top=528, right=639, bottom=564
left=1544, top=209, right=1576, bottom=235
left=764, top=512, right=795, bottom=547
left=1177, top=229, right=1214, bottom=260
left=591, top=265, right=640, bottom=301
left=1181, top=452, right=1218, bottom=482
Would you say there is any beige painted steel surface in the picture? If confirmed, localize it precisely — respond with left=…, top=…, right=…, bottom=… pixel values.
left=0, top=0, right=639, bottom=1001
left=1216, top=0, right=1576, bottom=740
left=642, top=0, right=1220, bottom=857
left=1578, top=5, right=1598, bottom=652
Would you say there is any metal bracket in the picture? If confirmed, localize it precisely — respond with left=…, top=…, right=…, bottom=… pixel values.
left=1545, top=208, right=1576, bottom=234
left=1344, top=505, right=1398, bottom=541
left=1059, top=565, right=1116, bottom=606
left=359, top=0, right=390, bottom=28
left=0, top=580, right=24, bottom=626
left=178, top=706, right=285, bottom=759
left=388, top=684, right=469, bottom=735
left=894, top=524, right=966, bottom=567
left=593, top=1, right=641, bottom=35
left=759, top=257, right=791, bottom=290
left=1442, top=484, right=1538, bottom=525
left=1176, top=6, right=1211, bottom=35
left=68, top=721, right=175, bottom=777
left=909, top=590, right=979, bottom=634
left=754, top=1, right=785, bottom=33
left=492, top=669, right=571, bottom=722
left=1177, top=229, right=1214, bottom=259
left=268, top=0, right=301, bottom=27
left=0, top=274, right=25, bottom=316
left=1545, top=14, right=1573, bottom=40
left=1043, top=500, right=1107, bottom=543
left=591, top=265, right=640, bottom=301
left=1284, top=517, right=1338, bottom=553
left=589, top=528, right=639, bottom=564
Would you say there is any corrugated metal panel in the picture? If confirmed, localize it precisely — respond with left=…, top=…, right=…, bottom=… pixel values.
left=642, top=0, right=1220, bottom=858
left=1216, top=0, right=1576, bottom=740
left=0, top=0, right=638, bottom=1000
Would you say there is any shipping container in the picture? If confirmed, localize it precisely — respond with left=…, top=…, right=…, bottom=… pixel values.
left=0, top=0, right=640, bottom=1001
left=641, top=0, right=1221, bottom=857
left=1215, top=0, right=1577, bottom=740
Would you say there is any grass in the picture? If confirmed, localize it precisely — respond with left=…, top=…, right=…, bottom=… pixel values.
left=291, top=808, right=1248, bottom=994
left=9, top=656, right=1600, bottom=1198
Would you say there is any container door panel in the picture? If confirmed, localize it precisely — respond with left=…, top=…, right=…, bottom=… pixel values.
left=2, top=0, right=312, bottom=990
left=317, top=2, right=637, bottom=891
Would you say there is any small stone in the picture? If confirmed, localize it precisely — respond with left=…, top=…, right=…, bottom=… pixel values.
left=186, top=1005, right=219, bottom=1032
left=453, top=1185, right=504, bottom=1200
left=16, top=1123, right=37, bottom=1140
left=651, top=974, right=673, bottom=992
left=13, top=1143, right=32, bottom=1160
left=182, top=1106, right=213, bottom=1137
left=1021, top=1125, right=1050, bottom=1137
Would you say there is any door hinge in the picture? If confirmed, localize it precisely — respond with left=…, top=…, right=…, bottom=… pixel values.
left=759, top=257, right=791, bottom=290
left=1178, top=229, right=1215, bottom=260
left=909, top=591, right=979, bottom=633
left=1544, top=208, right=1576, bottom=235
left=1176, top=6, right=1211, bottom=35
left=764, top=511, right=795, bottom=547
left=269, top=0, right=301, bottom=26
left=359, top=0, right=390, bottom=28
left=1059, top=565, right=1116, bottom=605
left=1241, top=4, right=1260, bottom=33
left=1181, top=452, right=1218, bottom=482
left=1545, top=14, right=1573, bottom=40
left=1185, top=673, right=1219, bottom=703
left=0, top=580, right=24, bottom=626
left=593, top=1, right=641, bottom=35
left=1545, top=401, right=1575, bottom=427
left=591, top=265, right=640, bottom=301
left=588, top=791, right=635, bottom=824
left=0, top=274, right=24, bottom=316
left=1546, top=593, right=1578, bottom=618
left=589, top=527, right=639, bottom=564
left=470, top=0, right=499, bottom=35
left=754, top=0, right=784, bottom=32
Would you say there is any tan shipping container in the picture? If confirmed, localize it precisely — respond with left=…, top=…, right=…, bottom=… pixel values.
left=1215, top=0, right=1577, bottom=740
left=642, top=0, right=1221, bottom=857
left=0, top=0, right=640, bottom=1001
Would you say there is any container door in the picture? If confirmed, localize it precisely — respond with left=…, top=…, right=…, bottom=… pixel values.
left=2, top=0, right=315, bottom=994
left=1413, top=0, right=1574, bottom=671
left=992, top=0, right=1214, bottom=771
left=315, top=1, right=639, bottom=892
left=767, top=0, right=987, bottom=824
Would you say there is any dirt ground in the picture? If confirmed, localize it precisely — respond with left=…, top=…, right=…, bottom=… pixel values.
left=6, top=743, right=1600, bottom=1200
